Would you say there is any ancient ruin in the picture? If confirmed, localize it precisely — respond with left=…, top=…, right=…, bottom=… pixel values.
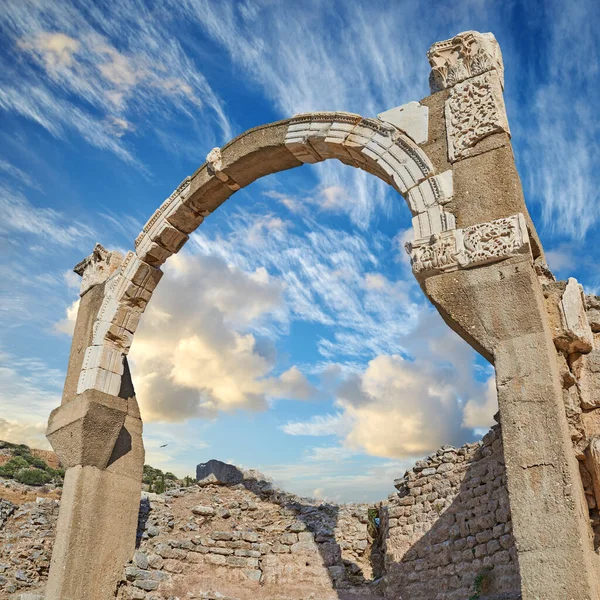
left=40, top=30, right=600, bottom=599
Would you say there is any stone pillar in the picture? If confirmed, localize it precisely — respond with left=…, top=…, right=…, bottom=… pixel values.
left=425, top=257, right=600, bottom=598
left=45, top=254, right=144, bottom=599
left=415, top=31, right=600, bottom=599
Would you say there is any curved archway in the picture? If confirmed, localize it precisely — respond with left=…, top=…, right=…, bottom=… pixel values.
left=44, top=30, right=600, bottom=600
left=77, top=110, right=457, bottom=398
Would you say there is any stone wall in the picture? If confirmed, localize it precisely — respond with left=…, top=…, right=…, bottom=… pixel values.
left=0, top=430, right=523, bottom=599
left=116, top=478, right=381, bottom=600
left=383, top=425, right=520, bottom=600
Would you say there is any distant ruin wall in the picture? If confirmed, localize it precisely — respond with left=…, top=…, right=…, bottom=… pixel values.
left=0, top=427, right=521, bottom=599
left=383, top=425, right=520, bottom=600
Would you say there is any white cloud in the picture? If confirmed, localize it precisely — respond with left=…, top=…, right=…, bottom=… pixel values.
left=0, top=350, right=63, bottom=449
left=54, top=299, right=80, bottom=336
left=190, top=206, right=420, bottom=359
left=281, top=413, right=349, bottom=437
left=0, top=419, right=49, bottom=449
left=128, top=253, right=314, bottom=422
left=462, top=377, right=498, bottom=430
left=1, top=2, right=231, bottom=164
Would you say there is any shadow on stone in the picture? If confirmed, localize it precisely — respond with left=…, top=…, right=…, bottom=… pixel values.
left=106, top=425, right=132, bottom=467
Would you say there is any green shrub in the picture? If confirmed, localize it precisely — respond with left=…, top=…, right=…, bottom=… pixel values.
left=15, top=468, right=52, bottom=486
left=0, top=456, right=30, bottom=477
left=28, top=456, right=48, bottom=469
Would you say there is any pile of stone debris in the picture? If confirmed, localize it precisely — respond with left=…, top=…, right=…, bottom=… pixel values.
left=0, top=461, right=383, bottom=600
left=0, top=492, right=57, bottom=598
left=118, top=460, right=382, bottom=600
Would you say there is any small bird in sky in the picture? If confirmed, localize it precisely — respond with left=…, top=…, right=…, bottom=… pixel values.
left=160, top=444, right=168, bottom=448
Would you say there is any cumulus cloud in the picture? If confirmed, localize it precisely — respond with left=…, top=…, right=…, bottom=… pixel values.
left=128, top=253, right=315, bottom=422
left=462, top=377, right=498, bottom=430
left=0, top=350, right=62, bottom=449
left=54, top=299, right=80, bottom=336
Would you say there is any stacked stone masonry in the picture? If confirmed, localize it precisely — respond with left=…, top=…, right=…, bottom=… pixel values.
left=384, top=425, right=519, bottom=600
left=0, top=429, right=523, bottom=600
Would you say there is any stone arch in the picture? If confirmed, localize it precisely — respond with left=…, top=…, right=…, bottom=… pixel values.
left=45, top=30, right=600, bottom=600
left=77, top=109, right=459, bottom=398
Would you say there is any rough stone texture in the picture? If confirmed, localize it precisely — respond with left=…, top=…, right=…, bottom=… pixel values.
left=44, top=274, right=145, bottom=599
left=551, top=278, right=595, bottom=354
left=46, top=389, right=128, bottom=469
left=426, top=256, right=600, bottom=599
left=384, top=426, right=519, bottom=600
left=1, top=433, right=522, bottom=600
left=585, top=294, right=600, bottom=333
left=447, top=141, right=544, bottom=260
left=60, top=281, right=108, bottom=404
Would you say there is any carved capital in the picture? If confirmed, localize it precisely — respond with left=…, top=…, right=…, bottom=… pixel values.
left=74, top=243, right=124, bottom=296
left=427, top=30, right=504, bottom=93
left=406, top=213, right=531, bottom=277
left=445, top=71, right=510, bottom=162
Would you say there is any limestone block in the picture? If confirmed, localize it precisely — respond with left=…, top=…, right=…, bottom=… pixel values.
left=77, top=366, right=121, bottom=396
left=555, top=278, right=594, bottom=354
left=427, top=30, right=504, bottom=92
left=46, top=390, right=128, bottom=469
left=406, top=213, right=531, bottom=277
left=135, top=237, right=172, bottom=267
left=412, top=205, right=456, bottom=238
left=572, top=350, right=600, bottom=409
left=92, top=318, right=134, bottom=352
left=74, top=243, right=124, bottom=296
left=120, top=253, right=163, bottom=292
left=406, top=170, right=453, bottom=214
left=80, top=344, right=123, bottom=375
left=445, top=71, right=510, bottom=163
left=206, top=147, right=241, bottom=190
left=378, top=101, right=429, bottom=144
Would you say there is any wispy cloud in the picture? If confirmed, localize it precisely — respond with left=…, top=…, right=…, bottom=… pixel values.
left=0, top=185, right=95, bottom=246
left=0, top=1, right=231, bottom=165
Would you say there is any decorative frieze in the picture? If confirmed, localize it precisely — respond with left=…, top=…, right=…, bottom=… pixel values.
left=284, top=113, right=434, bottom=194
left=406, top=213, right=531, bottom=276
left=427, top=30, right=504, bottom=92
left=445, top=71, right=510, bottom=162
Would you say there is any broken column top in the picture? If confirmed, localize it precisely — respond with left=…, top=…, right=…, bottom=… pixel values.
left=74, top=243, right=123, bottom=296
left=427, top=30, right=504, bottom=93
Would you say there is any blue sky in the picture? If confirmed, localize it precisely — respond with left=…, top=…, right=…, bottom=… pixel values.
left=0, top=0, right=598, bottom=502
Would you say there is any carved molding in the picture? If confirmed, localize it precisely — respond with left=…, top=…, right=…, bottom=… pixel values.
left=74, top=243, right=124, bottom=296
left=406, top=213, right=531, bottom=276
left=427, top=30, right=504, bottom=93
left=445, top=72, right=510, bottom=163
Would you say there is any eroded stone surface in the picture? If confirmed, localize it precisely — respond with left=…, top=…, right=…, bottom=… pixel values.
left=445, top=71, right=509, bottom=162
left=406, top=213, right=531, bottom=276
left=427, top=30, right=504, bottom=92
